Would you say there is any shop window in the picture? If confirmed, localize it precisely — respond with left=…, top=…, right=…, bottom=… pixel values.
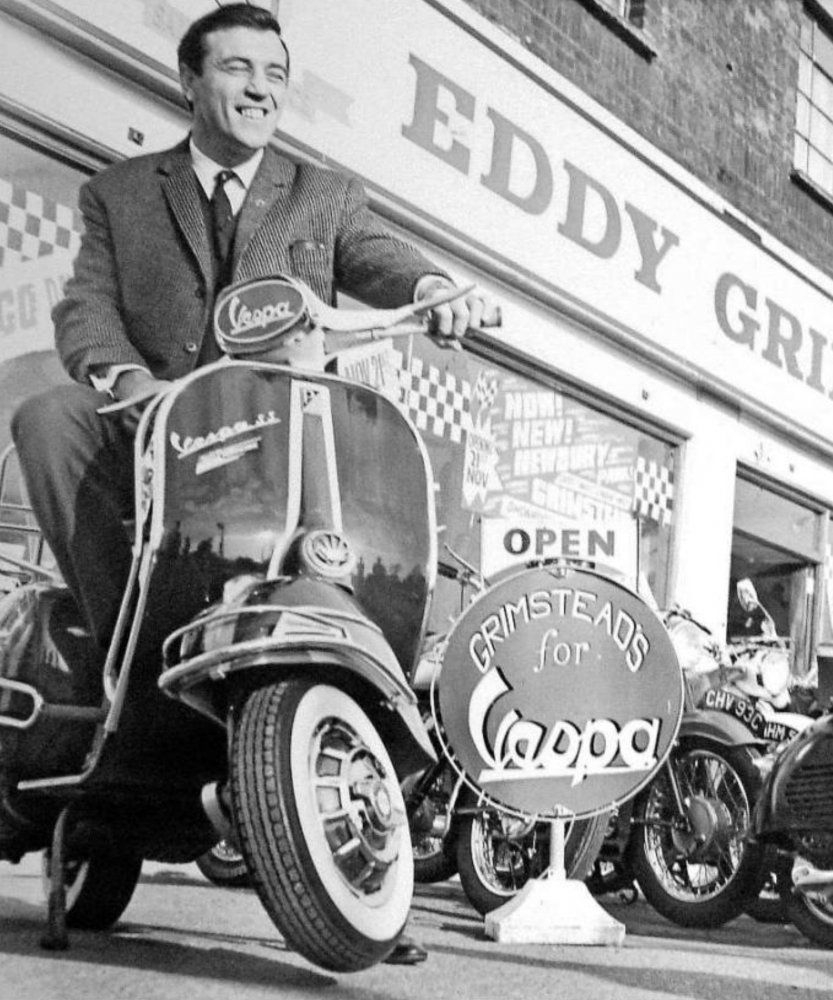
left=336, top=334, right=678, bottom=635
left=793, top=1, right=833, bottom=202
left=0, top=130, right=86, bottom=444
left=0, top=130, right=87, bottom=571
left=728, top=476, right=824, bottom=684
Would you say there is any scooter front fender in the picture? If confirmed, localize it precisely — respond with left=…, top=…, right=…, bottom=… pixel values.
left=159, top=576, right=436, bottom=776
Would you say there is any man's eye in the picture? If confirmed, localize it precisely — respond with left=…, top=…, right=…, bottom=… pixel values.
left=223, top=62, right=250, bottom=74
left=267, top=70, right=287, bottom=84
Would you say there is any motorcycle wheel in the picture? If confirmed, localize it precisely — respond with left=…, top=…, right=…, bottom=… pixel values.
left=414, top=836, right=457, bottom=885
left=195, top=840, right=250, bottom=888
left=745, top=849, right=790, bottom=924
left=41, top=850, right=143, bottom=930
left=455, top=794, right=609, bottom=916
left=404, top=764, right=458, bottom=884
left=230, top=678, right=413, bottom=972
left=782, top=883, right=833, bottom=948
left=627, top=738, right=765, bottom=928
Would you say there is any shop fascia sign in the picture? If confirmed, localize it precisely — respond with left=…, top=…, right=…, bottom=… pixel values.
left=275, top=0, right=833, bottom=437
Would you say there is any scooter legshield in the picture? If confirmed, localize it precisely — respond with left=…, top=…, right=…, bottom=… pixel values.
left=0, top=584, right=101, bottom=778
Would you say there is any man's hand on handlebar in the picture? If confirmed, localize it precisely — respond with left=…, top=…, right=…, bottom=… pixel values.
left=97, top=370, right=173, bottom=423
left=415, top=277, right=502, bottom=349
left=113, top=370, right=173, bottom=403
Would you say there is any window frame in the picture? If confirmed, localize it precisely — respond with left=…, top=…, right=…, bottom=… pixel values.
left=574, top=0, right=657, bottom=60
left=792, top=1, right=833, bottom=207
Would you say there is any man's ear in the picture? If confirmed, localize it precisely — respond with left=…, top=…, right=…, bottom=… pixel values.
left=179, top=63, right=195, bottom=107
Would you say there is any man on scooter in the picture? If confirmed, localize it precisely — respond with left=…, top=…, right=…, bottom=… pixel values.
left=10, top=2, right=497, bottom=965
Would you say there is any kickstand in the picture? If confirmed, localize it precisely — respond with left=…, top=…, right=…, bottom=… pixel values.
left=40, top=804, right=72, bottom=951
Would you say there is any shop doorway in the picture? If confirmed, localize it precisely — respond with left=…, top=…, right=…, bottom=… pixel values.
left=728, top=475, right=824, bottom=684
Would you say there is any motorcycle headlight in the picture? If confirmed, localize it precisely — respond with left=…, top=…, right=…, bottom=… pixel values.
left=667, top=619, right=719, bottom=675
left=758, top=649, right=790, bottom=700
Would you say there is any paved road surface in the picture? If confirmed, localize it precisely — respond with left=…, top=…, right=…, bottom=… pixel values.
left=1, top=855, right=832, bottom=999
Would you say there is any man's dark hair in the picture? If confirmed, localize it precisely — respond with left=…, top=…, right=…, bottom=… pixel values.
left=178, top=3, right=289, bottom=76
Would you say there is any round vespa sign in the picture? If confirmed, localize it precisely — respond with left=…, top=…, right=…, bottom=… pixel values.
left=436, top=565, right=683, bottom=818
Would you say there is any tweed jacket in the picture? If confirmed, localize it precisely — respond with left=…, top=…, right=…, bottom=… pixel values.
left=54, top=141, right=445, bottom=383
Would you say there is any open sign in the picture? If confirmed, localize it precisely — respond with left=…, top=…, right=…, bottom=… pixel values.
left=435, top=565, right=683, bottom=818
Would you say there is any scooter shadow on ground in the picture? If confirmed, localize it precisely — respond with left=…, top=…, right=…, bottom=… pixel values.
left=0, top=904, right=336, bottom=991
left=138, top=867, right=237, bottom=890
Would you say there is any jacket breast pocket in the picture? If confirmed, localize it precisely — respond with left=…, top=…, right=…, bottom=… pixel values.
left=288, top=239, right=333, bottom=302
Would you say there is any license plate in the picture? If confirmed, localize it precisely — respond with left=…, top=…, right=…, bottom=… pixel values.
left=700, top=688, right=795, bottom=743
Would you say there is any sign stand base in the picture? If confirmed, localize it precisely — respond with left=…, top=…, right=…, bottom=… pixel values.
left=484, top=817, right=626, bottom=946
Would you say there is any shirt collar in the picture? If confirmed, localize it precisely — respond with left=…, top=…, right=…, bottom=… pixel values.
left=189, top=139, right=264, bottom=199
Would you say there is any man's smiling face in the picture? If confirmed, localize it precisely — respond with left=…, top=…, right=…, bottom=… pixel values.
left=181, top=26, right=289, bottom=165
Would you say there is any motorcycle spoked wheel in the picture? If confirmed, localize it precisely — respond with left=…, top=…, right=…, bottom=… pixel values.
left=455, top=791, right=609, bottom=916
left=781, top=881, right=833, bottom=948
left=404, top=763, right=459, bottom=885
left=41, top=849, right=143, bottom=929
left=626, top=737, right=766, bottom=928
left=230, top=678, right=413, bottom=972
left=195, top=839, right=251, bottom=888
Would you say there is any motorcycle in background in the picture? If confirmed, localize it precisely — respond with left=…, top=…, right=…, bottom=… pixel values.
left=611, top=606, right=768, bottom=928
left=596, top=588, right=813, bottom=929
left=744, top=579, right=833, bottom=947
left=752, top=712, right=833, bottom=946
left=0, top=276, right=475, bottom=972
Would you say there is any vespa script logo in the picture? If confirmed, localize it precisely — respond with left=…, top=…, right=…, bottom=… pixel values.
left=437, top=567, right=683, bottom=817
left=469, top=665, right=660, bottom=787
left=170, top=411, right=281, bottom=459
left=227, top=294, right=297, bottom=336
left=214, top=277, right=308, bottom=352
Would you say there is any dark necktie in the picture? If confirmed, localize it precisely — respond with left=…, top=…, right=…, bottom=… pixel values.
left=210, top=169, right=237, bottom=264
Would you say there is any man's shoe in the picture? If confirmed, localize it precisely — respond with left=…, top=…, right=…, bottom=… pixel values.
left=383, top=935, right=428, bottom=965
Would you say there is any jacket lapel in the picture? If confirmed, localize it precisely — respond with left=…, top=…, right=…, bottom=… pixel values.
left=158, top=143, right=213, bottom=283
left=232, top=148, right=295, bottom=272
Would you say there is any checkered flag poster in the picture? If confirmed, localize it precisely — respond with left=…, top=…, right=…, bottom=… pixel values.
left=0, top=178, right=81, bottom=268
left=399, top=355, right=473, bottom=443
left=473, top=370, right=498, bottom=410
left=632, top=453, right=674, bottom=526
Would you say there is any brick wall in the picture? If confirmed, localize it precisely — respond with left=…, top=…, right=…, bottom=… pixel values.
left=459, top=0, right=833, bottom=281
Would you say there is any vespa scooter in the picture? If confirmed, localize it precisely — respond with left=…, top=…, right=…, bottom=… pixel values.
left=0, top=275, right=472, bottom=972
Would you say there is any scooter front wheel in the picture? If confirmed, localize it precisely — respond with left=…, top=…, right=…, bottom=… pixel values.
left=230, top=678, right=413, bottom=972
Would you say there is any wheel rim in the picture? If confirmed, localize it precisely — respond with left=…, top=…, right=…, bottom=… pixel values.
left=642, top=749, right=752, bottom=902
left=470, top=813, right=540, bottom=898
left=289, top=685, right=412, bottom=939
left=799, top=892, right=833, bottom=926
